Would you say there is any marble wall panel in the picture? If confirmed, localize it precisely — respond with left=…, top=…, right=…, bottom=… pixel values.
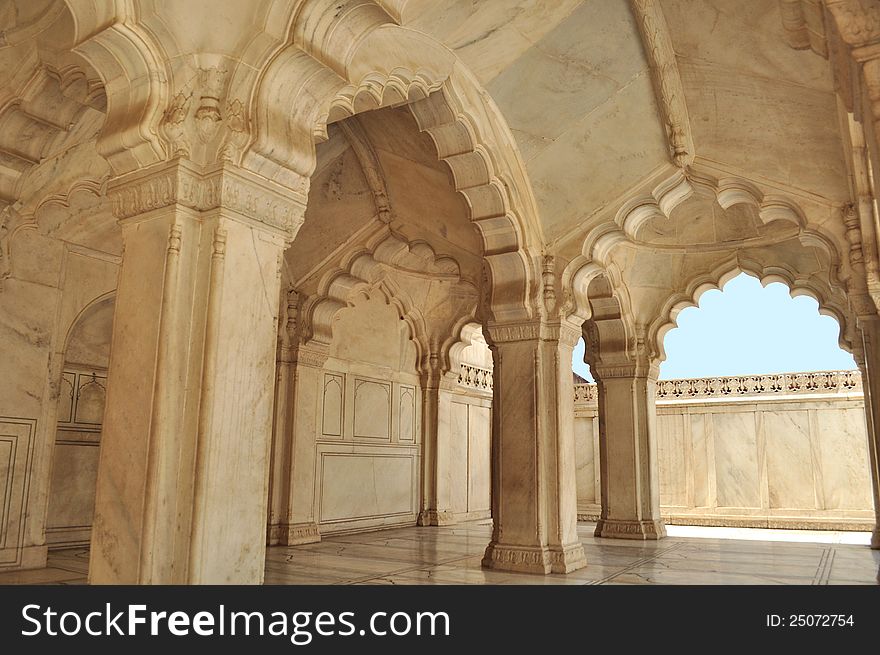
left=577, top=395, right=873, bottom=528
left=815, top=408, right=873, bottom=510
left=46, top=368, right=106, bottom=548
left=45, top=440, right=100, bottom=546
left=73, top=375, right=106, bottom=425
left=449, top=401, right=469, bottom=514
left=0, top=418, right=35, bottom=568
left=321, top=374, right=343, bottom=438
left=712, top=411, right=761, bottom=508
left=467, top=404, right=491, bottom=513
left=763, top=410, right=815, bottom=509
left=318, top=453, right=415, bottom=523
left=353, top=378, right=391, bottom=441
left=574, top=414, right=597, bottom=504
left=689, top=413, right=710, bottom=507
left=399, top=386, right=416, bottom=443
left=658, top=413, right=687, bottom=507
left=312, top=352, right=424, bottom=533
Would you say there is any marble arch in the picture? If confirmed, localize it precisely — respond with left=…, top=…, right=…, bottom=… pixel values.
left=296, top=234, right=454, bottom=365
left=650, top=260, right=855, bottom=366
left=579, top=169, right=849, bottom=264
left=5, top=0, right=880, bottom=584
left=60, top=0, right=541, bottom=323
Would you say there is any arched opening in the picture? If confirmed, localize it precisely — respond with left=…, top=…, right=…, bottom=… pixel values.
left=443, top=323, right=493, bottom=523
left=654, top=271, right=872, bottom=535
left=570, top=269, right=874, bottom=537
left=46, top=295, right=113, bottom=550
left=310, top=287, right=423, bottom=534
left=265, top=100, right=498, bottom=556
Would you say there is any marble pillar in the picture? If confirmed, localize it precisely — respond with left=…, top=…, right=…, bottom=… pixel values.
left=481, top=321, right=586, bottom=574
left=267, top=342, right=325, bottom=545
left=858, top=317, right=880, bottom=549
left=593, top=360, right=666, bottom=540
left=90, top=160, right=304, bottom=583
left=418, top=367, right=462, bottom=526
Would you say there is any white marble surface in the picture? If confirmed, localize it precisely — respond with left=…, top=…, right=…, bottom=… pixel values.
left=577, top=393, right=874, bottom=529
left=4, top=522, right=876, bottom=586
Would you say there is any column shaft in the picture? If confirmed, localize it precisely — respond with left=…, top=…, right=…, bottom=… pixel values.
left=481, top=322, right=586, bottom=574
left=593, top=365, right=666, bottom=540
left=418, top=371, right=458, bottom=525
left=90, top=161, right=303, bottom=583
left=859, top=319, right=880, bottom=549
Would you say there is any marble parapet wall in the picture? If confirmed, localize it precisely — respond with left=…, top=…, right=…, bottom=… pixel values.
left=574, top=370, right=874, bottom=530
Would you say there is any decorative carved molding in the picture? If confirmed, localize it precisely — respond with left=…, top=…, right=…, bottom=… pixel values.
left=586, top=168, right=819, bottom=259
left=574, top=383, right=597, bottom=403
left=843, top=202, right=865, bottom=267
left=595, top=518, right=666, bottom=539
left=416, top=510, right=456, bottom=526
left=485, top=318, right=583, bottom=346
left=338, top=118, right=392, bottom=224
left=157, top=65, right=252, bottom=166
left=457, top=364, right=493, bottom=391
left=656, top=369, right=862, bottom=399
left=541, top=255, right=557, bottom=313
left=482, top=543, right=586, bottom=573
left=0, top=206, right=22, bottom=287
left=107, top=160, right=307, bottom=239
left=629, top=0, right=695, bottom=167
left=267, top=521, right=321, bottom=546
left=649, top=258, right=851, bottom=362
left=779, top=0, right=829, bottom=56
left=592, top=362, right=659, bottom=381
left=0, top=61, right=106, bottom=206
left=287, top=343, right=330, bottom=369
left=825, top=0, right=880, bottom=47
left=573, top=369, right=863, bottom=405
left=482, top=544, right=552, bottom=568
left=485, top=321, right=541, bottom=344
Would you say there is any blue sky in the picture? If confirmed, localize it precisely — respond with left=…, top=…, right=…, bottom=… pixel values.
left=572, top=272, right=856, bottom=381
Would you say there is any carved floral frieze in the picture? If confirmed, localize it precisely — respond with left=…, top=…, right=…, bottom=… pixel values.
left=107, top=160, right=307, bottom=238
left=573, top=369, right=863, bottom=405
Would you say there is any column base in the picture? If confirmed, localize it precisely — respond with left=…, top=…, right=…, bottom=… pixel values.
left=268, top=522, right=321, bottom=546
left=871, top=526, right=880, bottom=550
left=481, top=542, right=587, bottom=575
left=0, top=544, right=49, bottom=571
left=595, top=518, right=666, bottom=540
left=417, top=510, right=457, bottom=526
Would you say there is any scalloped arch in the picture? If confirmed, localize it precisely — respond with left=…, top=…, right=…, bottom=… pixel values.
left=443, top=319, right=486, bottom=376
left=649, top=258, right=854, bottom=365
left=583, top=169, right=842, bottom=265
left=246, top=6, right=541, bottom=323
left=62, top=0, right=170, bottom=174
left=304, top=269, right=427, bottom=373
left=62, top=290, right=116, bottom=356
left=300, top=232, right=449, bottom=356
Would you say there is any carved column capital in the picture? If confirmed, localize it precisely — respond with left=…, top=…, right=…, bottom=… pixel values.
left=107, top=158, right=308, bottom=241
left=283, top=342, right=329, bottom=369
left=826, top=0, right=880, bottom=49
left=484, top=318, right=582, bottom=346
left=592, top=361, right=660, bottom=381
left=629, top=0, right=694, bottom=167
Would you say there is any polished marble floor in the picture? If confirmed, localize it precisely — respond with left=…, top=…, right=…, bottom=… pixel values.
left=1, top=522, right=877, bottom=585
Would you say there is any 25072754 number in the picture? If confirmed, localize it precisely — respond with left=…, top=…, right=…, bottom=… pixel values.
left=766, top=614, right=854, bottom=627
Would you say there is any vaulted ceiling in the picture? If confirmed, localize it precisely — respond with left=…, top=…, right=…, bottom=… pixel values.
left=0, top=0, right=858, bottom=289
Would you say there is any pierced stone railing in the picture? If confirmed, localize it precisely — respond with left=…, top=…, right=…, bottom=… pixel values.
left=459, top=368, right=862, bottom=402
left=574, top=383, right=596, bottom=403
left=573, top=370, right=862, bottom=404
left=458, top=364, right=493, bottom=391
left=654, top=370, right=862, bottom=399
